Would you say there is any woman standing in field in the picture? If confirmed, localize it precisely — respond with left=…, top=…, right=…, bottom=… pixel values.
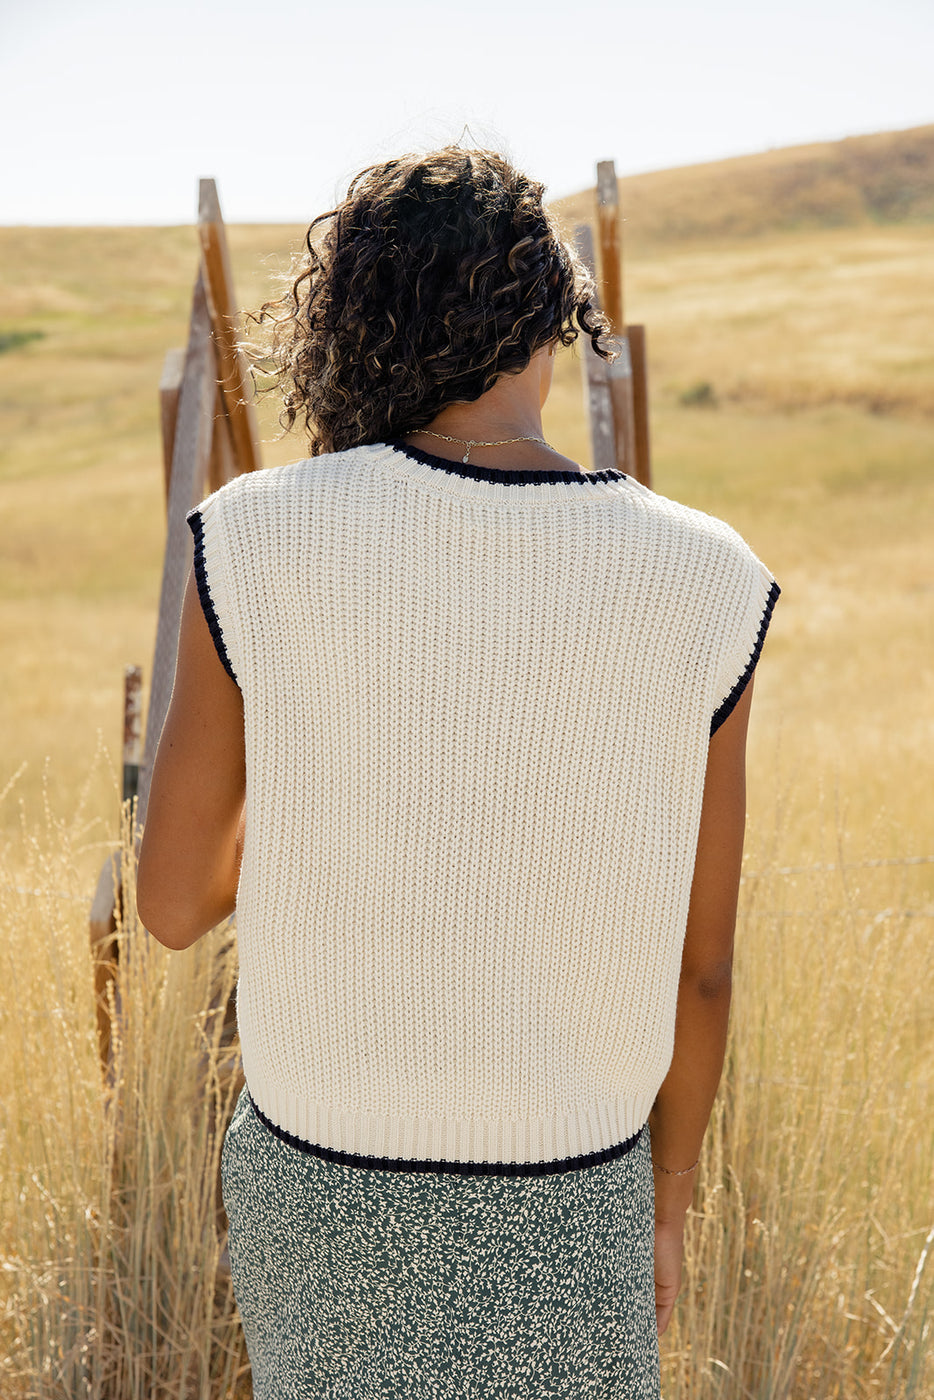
left=137, top=147, right=779, bottom=1399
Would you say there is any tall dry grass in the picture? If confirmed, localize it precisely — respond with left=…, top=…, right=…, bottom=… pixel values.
left=0, top=772, right=247, bottom=1399
left=1, top=764, right=931, bottom=1397
left=665, top=829, right=934, bottom=1397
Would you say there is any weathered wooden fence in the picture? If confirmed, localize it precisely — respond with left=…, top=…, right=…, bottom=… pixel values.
left=89, top=179, right=261, bottom=1065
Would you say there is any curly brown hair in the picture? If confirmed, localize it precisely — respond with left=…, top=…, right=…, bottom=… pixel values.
left=256, top=147, right=616, bottom=454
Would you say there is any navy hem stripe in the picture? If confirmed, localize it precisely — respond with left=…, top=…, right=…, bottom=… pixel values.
left=248, top=1094, right=644, bottom=1178
left=710, top=578, right=781, bottom=736
left=388, top=440, right=627, bottom=488
left=186, top=508, right=239, bottom=687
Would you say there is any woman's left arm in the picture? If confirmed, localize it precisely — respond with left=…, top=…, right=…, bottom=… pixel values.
left=136, top=567, right=246, bottom=950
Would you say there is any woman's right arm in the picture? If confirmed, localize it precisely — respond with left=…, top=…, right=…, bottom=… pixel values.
left=648, top=677, right=754, bottom=1336
left=136, top=568, right=246, bottom=950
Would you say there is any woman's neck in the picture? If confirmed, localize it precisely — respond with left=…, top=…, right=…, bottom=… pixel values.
left=405, top=348, right=583, bottom=474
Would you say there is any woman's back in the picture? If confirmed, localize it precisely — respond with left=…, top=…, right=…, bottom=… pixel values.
left=190, top=440, right=777, bottom=1172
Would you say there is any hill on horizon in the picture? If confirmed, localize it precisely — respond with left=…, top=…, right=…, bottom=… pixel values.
left=553, top=123, right=934, bottom=248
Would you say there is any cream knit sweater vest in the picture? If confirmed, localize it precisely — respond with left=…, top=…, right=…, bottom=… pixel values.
left=188, top=442, right=779, bottom=1176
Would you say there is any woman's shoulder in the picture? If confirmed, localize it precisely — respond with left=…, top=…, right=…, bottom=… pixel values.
left=191, top=445, right=380, bottom=518
left=623, top=477, right=769, bottom=578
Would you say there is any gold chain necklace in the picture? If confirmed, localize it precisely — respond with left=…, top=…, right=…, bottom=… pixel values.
left=416, top=430, right=548, bottom=465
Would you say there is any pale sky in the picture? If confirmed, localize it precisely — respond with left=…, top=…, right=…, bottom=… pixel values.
left=1, top=0, right=932, bottom=226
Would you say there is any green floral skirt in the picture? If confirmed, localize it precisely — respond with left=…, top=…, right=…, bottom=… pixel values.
left=222, top=1087, right=660, bottom=1399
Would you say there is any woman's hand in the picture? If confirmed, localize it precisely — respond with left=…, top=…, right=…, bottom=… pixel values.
left=653, top=1166, right=695, bottom=1335
left=654, top=1210, right=686, bottom=1336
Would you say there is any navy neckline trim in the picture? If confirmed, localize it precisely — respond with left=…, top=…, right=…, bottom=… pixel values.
left=248, top=1093, right=644, bottom=1177
left=388, top=439, right=626, bottom=487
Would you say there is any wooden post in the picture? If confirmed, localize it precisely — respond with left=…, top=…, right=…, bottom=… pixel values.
left=575, top=224, right=616, bottom=473
left=198, top=178, right=262, bottom=477
left=596, top=161, right=624, bottom=331
left=607, top=343, right=638, bottom=478
left=137, top=272, right=217, bottom=825
left=208, top=382, right=238, bottom=493
left=90, top=670, right=143, bottom=1072
left=594, top=160, right=638, bottom=477
left=122, top=665, right=143, bottom=805
left=627, top=324, right=652, bottom=489
left=158, top=348, right=185, bottom=509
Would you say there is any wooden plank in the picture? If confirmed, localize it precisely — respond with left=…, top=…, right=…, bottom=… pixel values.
left=607, top=339, right=637, bottom=476
left=158, top=348, right=185, bottom=509
left=575, top=224, right=616, bottom=472
left=596, top=160, right=623, bottom=332
left=90, top=667, right=142, bottom=1074
left=628, top=324, right=653, bottom=489
left=198, top=178, right=262, bottom=476
left=137, top=271, right=216, bottom=825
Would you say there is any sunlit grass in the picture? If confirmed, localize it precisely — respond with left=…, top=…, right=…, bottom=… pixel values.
left=0, top=777, right=248, bottom=1399
left=663, top=829, right=934, bottom=1398
left=626, top=227, right=934, bottom=419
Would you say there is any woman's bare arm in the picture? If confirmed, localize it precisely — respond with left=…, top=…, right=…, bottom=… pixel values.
left=649, top=676, right=754, bottom=1336
left=136, top=568, right=246, bottom=950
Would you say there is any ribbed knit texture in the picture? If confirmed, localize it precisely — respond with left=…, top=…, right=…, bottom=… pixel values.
left=188, top=442, right=779, bottom=1172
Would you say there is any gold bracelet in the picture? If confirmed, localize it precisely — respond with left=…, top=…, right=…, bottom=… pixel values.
left=652, top=1158, right=699, bottom=1176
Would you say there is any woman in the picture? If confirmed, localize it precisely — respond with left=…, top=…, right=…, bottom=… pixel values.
left=137, top=148, right=779, bottom=1399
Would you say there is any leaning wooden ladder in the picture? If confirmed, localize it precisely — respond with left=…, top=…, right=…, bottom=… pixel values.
left=89, top=179, right=261, bottom=1065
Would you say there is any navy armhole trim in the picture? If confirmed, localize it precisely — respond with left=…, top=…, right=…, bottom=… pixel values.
left=248, top=1093, right=644, bottom=1178
left=186, top=509, right=239, bottom=687
left=710, top=578, right=781, bottom=737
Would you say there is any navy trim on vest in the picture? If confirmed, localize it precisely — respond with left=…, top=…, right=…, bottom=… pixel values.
left=710, top=578, right=781, bottom=736
left=389, top=440, right=627, bottom=488
left=186, top=508, right=239, bottom=687
left=248, top=1093, right=644, bottom=1177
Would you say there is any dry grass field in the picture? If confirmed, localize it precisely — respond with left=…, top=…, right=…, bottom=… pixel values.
left=1, top=127, right=933, bottom=1396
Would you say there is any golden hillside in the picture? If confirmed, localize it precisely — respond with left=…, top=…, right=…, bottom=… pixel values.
left=553, top=123, right=934, bottom=248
